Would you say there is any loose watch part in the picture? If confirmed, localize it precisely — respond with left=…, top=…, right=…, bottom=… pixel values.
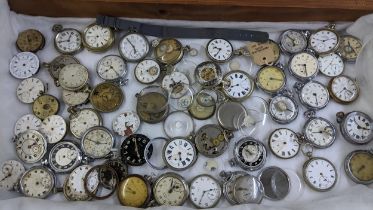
left=206, top=38, right=234, bottom=63
left=154, top=38, right=186, bottom=65
left=81, top=126, right=114, bottom=158
left=19, top=166, right=55, bottom=198
left=288, top=51, right=319, bottom=80
left=16, top=77, right=44, bottom=104
left=194, top=61, right=222, bottom=88
left=16, top=29, right=45, bottom=52
left=96, top=55, right=127, bottom=84
left=14, top=114, right=42, bottom=136
left=269, top=93, right=298, bottom=124
left=32, top=94, right=60, bottom=120
left=0, top=160, right=25, bottom=191
left=230, top=137, right=267, bottom=171
left=163, top=138, right=197, bottom=171
left=162, top=71, right=190, bottom=98
left=337, top=35, right=362, bottom=62
left=144, top=137, right=168, bottom=170
left=42, top=55, right=80, bottom=86
left=136, top=86, right=169, bottom=124
left=256, top=65, right=286, bottom=94
left=303, top=157, right=337, bottom=192
left=105, top=159, right=128, bottom=181
left=268, top=128, right=300, bottom=159
left=336, top=111, right=373, bottom=144
left=309, top=25, right=339, bottom=55
left=62, top=85, right=90, bottom=107
left=221, top=171, right=247, bottom=205
left=295, top=81, right=330, bottom=110
left=134, top=59, right=161, bottom=84
left=258, top=166, right=290, bottom=200
left=328, top=75, right=359, bottom=104
left=69, top=107, right=102, bottom=138
left=83, top=23, right=114, bottom=52
left=221, top=70, right=254, bottom=101
left=164, top=111, right=194, bottom=138
left=119, top=32, right=149, bottom=62
left=40, top=115, right=67, bottom=144
left=279, top=29, right=308, bottom=54
left=83, top=164, right=118, bottom=200
left=188, top=92, right=216, bottom=120
left=153, top=172, right=189, bottom=206
left=52, top=24, right=83, bottom=54
left=195, top=124, right=230, bottom=158
left=318, top=53, right=344, bottom=77
left=232, top=174, right=264, bottom=204
left=9, top=52, right=39, bottom=79
left=47, top=141, right=82, bottom=173
left=58, top=64, right=89, bottom=91
left=112, top=111, right=141, bottom=137
left=117, top=174, right=152, bottom=207
left=14, top=130, right=47, bottom=164
left=120, top=134, right=152, bottom=166
left=90, top=82, right=124, bottom=112
left=344, top=150, right=373, bottom=184
left=189, top=174, right=222, bottom=209
left=216, top=101, right=247, bottom=131
left=303, top=117, right=336, bottom=148
left=246, top=40, right=280, bottom=66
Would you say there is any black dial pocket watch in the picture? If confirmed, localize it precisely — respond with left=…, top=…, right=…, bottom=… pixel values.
left=120, top=134, right=152, bottom=166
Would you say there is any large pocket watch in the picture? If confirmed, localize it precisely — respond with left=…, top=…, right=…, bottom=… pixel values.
left=336, top=111, right=373, bottom=144
left=81, top=126, right=115, bottom=159
left=308, top=24, right=340, bottom=55
left=294, top=81, right=330, bottom=110
left=117, top=174, right=152, bottom=207
left=189, top=174, right=222, bottom=209
left=279, top=29, right=309, bottom=54
left=9, top=52, right=40, bottom=79
left=205, top=38, right=250, bottom=63
left=96, top=55, right=128, bottom=85
left=162, top=138, right=197, bottom=171
left=19, top=166, right=56, bottom=199
left=245, top=40, right=281, bottom=66
left=69, top=107, right=103, bottom=138
left=42, top=55, right=80, bottom=86
left=328, top=75, right=359, bottom=104
left=52, top=24, right=83, bottom=54
left=220, top=171, right=247, bottom=205
left=119, top=31, right=150, bottom=62
left=44, top=141, right=83, bottom=173
left=0, top=160, right=25, bottom=191
left=120, top=134, right=152, bottom=166
left=268, top=90, right=299, bottom=124
left=90, top=82, right=124, bottom=112
left=256, top=64, right=287, bottom=94
left=344, top=150, right=373, bottom=185
left=153, top=172, right=189, bottom=206
left=288, top=51, right=319, bottom=81
left=83, top=23, right=114, bottom=52
left=230, top=137, right=267, bottom=171
left=134, top=59, right=162, bottom=84
left=14, top=130, right=47, bottom=164
left=302, top=156, right=337, bottom=192
left=136, top=86, right=169, bottom=124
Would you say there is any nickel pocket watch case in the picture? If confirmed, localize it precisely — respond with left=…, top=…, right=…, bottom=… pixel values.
left=52, top=24, right=83, bottom=54
left=232, top=174, right=264, bottom=204
left=134, top=59, right=162, bottom=84
left=221, top=70, right=255, bottom=101
left=308, top=24, right=340, bottom=55
left=294, top=81, right=330, bottom=111
left=318, top=53, right=344, bottom=77
left=344, top=150, right=373, bottom=185
left=288, top=51, right=319, bottom=81
left=43, top=141, right=83, bottom=173
left=188, top=90, right=217, bottom=120
left=216, top=101, right=247, bottom=131
left=279, top=29, right=309, bottom=54
left=302, top=113, right=337, bottom=149
left=162, top=137, right=197, bottom=171
left=336, top=111, right=373, bottom=144
left=96, top=55, right=128, bottom=86
left=268, top=128, right=300, bottom=159
left=83, top=23, right=114, bottom=52
left=153, top=38, right=194, bottom=66
left=258, top=166, right=290, bottom=200
left=189, top=174, right=222, bottom=209
left=220, top=171, right=247, bottom=205
left=230, top=137, right=267, bottom=171
left=268, top=90, right=299, bottom=124
left=119, top=31, right=150, bottom=62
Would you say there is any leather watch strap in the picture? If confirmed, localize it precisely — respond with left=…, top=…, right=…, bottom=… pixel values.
left=96, top=15, right=269, bottom=42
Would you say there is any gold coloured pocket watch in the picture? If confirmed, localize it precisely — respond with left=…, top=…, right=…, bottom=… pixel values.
left=83, top=23, right=114, bottom=52
left=16, top=29, right=45, bottom=52
left=90, top=82, right=124, bottom=112
left=153, top=38, right=196, bottom=66
left=256, top=65, right=286, bottom=94
left=117, top=174, right=152, bottom=207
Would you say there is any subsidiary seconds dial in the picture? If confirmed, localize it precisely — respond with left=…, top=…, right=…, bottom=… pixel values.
left=206, top=38, right=234, bottom=62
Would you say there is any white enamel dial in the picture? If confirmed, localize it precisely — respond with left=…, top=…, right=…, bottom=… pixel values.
left=119, top=33, right=149, bottom=61
left=20, top=166, right=55, bottom=198
left=163, top=138, right=196, bottom=170
left=59, top=64, right=89, bottom=91
left=269, top=128, right=300, bottom=159
left=14, top=114, right=42, bottom=136
left=64, top=165, right=99, bottom=201
left=81, top=127, right=114, bottom=158
left=70, top=108, right=102, bottom=138
left=304, top=117, right=336, bottom=148
left=54, top=29, right=82, bottom=54
left=289, top=52, right=318, bottom=80
left=83, top=24, right=112, bottom=49
left=9, top=52, right=39, bottom=79
left=153, top=173, right=189, bottom=206
left=189, top=175, right=222, bottom=208
left=269, top=95, right=298, bottom=123
left=206, top=38, right=233, bottom=62
left=309, top=29, right=339, bottom=54
left=112, top=112, right=141, bottom=136
left=318, top=53, right=344, bottom=77
left=162, top=72, right=190, bottom=98
left=300, top=81, right=329, bottom=109
left=0, top=160, right=25, bottom=191
left=15, top=130, right=47, bottom=164
left=62, top=88, right=90, bottom=106
left=48, top=141, right=81, bottom=173
left=303, top=157, right=337, bottom=191
left=222, top=70, right=253, bottom=100
left=16, top=77, right=44, bottom=103
left=329, top=75, right=359, bottom=103
left=343, top=112, right=372, bottom=144
left=97, top=55, right=127, bottom=81
left=40, top=115, right=67, bottom=144
left=135, top=59, right=161, bottom=84
left=280, top=30, right=308, bottom=54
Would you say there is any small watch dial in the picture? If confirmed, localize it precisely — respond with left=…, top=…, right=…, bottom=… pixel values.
left=9, top=52, right=39, bottom=79
left=153, top=173, right=189, bottom=206
left=289, top=52, right=318, bottom=80
left=83, top=24, right=113, bottom=50
left=237, top=139, right=266, bottom=170
left=97, top=55, right=127, bottom=81
left=15, top=130, right=47, bottom=164
left=300, top=81, right=329, bottom=109
left=119, top=33, right=149, bottom=61
left=0, top=160, right=25, bottom=191
left=338, top=35, right=362, bottom=61
left=162, top=72, right=190, bottom=98
left=222, top=70, right=253, bottom=100
left=64, top=165, right=99, bottom=201
left=70, top=108, right=102, bottom=138
left=59, top=64, right=89, bottom=91
left=40, top=115, right=67, bottom=144
left=304, top=117, right=336, bottom=148
left=14, top=114, right=42, bottom=136
left=206, top=38, right=233, bottom=62
left=256, top=66, right=285, bottom=93
left=54, top=29, right=82, bottom=54
left=246, top=40, right=280, bottom=66
left=62, top=88, right=90, bottom=106
left=120, top=134, right=152, bottom=166
left=134, top=59, right=161, bottom=84
left=269, top=95, right=298, bottom=123
left=163, top=138, right=196, bottom=170
left=81, top=127, right=114, bottom=158
left=269, top=128, right=300, bottom=159
left=280, top=30, right=308, bottom=54
left=112, top=112, right=141, bottom=137
left=329, top=75, right=359, bottom=103
left=318, top=53, right=344, bottom=77
left=48, top=141, right=81, bottom=173
left=342, top=112, right=373, bottom=144
left=20, top=167, right=55, bottom=198
left=303, top=157, right=337, bottom=191
left=309, top=29, right=339, bottom=54
left=16, top=77, right=44, bottom=103
left=189, top=175, right=222, bottom=208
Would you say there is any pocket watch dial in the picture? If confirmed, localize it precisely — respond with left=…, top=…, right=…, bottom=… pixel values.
left=329, top=75, right=359, bottom=103
left=134, top=59, right=161, bottom=84
left=105, top=159, right=128, bottom=181
left=300, top=81, right=329, bottom=109
left=246, top=40, right=280, bottom=66
left=235, top=138, right=266, bottom=171
left=303, top=157, right=337, bottom=191
left=40, top=115, right=67, bottom=144
left=279, top=30, right=307, bottom=54
left=20, top=166, right=55, bottom=198
left=54, top=29, right=82, bottom=54
left=16, top=29, right=45, bottom=52
left=59, top=64, right=89, bottom=91
left=189, top=174, right=222, bottom=208
left=45, top=55, right=80, bottom=82
left=0, top=160, right=25, bottom=191
left=113, top=112, right=141, bottom=137
left=153, top=173, right=189, bottom=206
left=222, top=70, right=254, bottom=101
left=164, top=111, right=194, bottom=138
left=119, top=33, right=149, bottom=62
left=9, top=52, right=39, bottom=79
left=195, top=124, right=228, bottom=157
left=97, top=55, right=127, bottom=81
left=256, top=66, right=286, bottom=94
left=15, top=130, right=47, bottom=164
left=163, top=138, right=197, bottom=170
left=269, top=128, right=300, bottom=159
left=345, top=150, right=373, bottom=184
left=16, top=77, right=44, bottom=104
left=83, top=24, right=114, bottom=51
left=195, top=61, right=222, bottom=88
left=117, top=175, right=151, bottom=207
left=318, top=53, right=344, bottom=77
left=309, top=29, right=339, bottom=55
left=269, top=95, right=298, bottom=124
left=341, top=111, right=373, bottom=144
left=233, top=175, right=264, bottom=204
left=90, top=82, right=124, bottom=112
left=337, top=35, right=362, bottom=61
left=121, top=134, right=152, bottom=166
left=289, top=52, right=318, bottom=80
left=64, top=165, right=99, bottom=201
left=81, top=127, right=114, bottom=158
left=304, top=117, right=336, bottom=148
left=48, top=141, right=81, bottom=173
left=62, top=87, right=90, bottom=106
left=14, top=114, right=42, bottom=136
left=70, top=108, right=102, bottom=138
left=206, top=38, right=233, bottom=62
left=162, top=72, right=190, bottom=98
left=188, top=94, right=216, bottom=120
left=32, top=94, right=60, bottom=120
left=154, top=38, right=184, bottom=65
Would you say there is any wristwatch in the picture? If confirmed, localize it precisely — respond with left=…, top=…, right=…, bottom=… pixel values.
left=336, top=111, right=373, bottom=144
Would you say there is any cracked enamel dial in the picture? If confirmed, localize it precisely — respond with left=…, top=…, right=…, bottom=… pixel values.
left=189, top=174, right=222, bottom=208
left=19, top=166, right=55, bottom=198
left=339, top=111, right=373, bottom=144
left=120, top=134, right=152, bottom=166
left=83, top=24, right=114, bottom=52
left=206, top=38, right=234, bottom=62
left=0, top=160, right=25, bottom=191
left=269, top=128, right=300, bottom=159
left=69, top=108, right=102, bottom=138
left=318, top=53, right=344, bottom=77
left=162, top=72, right=190, bottom=98
left=153, top=173, right=189, bottom=206
left=40, top=115, right=67, bottom=144
left=62, top=86, right=90, bottom=106
left=222, top=70, right=254, bottom=101
left=16, top=77, right=44, bottom=104
left=48, top=141, right=82, bottom=173
left=59, top=64, right=89, bottom=91
left=309, top=29, right=339, bottom=55
left=119, top=33, right=149, bottom=62
left=163, top=138, right=197, bottom=171
left=289, top=52, right=318, bottom=80
left=329, top=75, right=359, bottom=104
left=134, top=59, right=161, bottom=84
left=279, top=30, right=308, bottom=54
left=54, top=28, right=82, bottom=54
left=233, top=138, right=266, bottom=171
left=14, top=114, right=42, bottom=136
left=9, top=52, right=39, bottom=79
left=112, top=112, right=140, bottom=137
left=15, top=130, right=47, bottom=164
left=256, top=66, right=286, bottom=94
left=303, top=117, right=336, bottom=148
left=299, top=81, right=329, bottom=110
left=338, top=35, right=362, bottom=62
left=81, top=126, right=114, bottom=158
left=32, top=94, right=60, bottom=120
left=97, top=55, right=127, bottom=81
left=303, top=157, right=337, bottom=192
left=269, top=95, right=298, bottom=124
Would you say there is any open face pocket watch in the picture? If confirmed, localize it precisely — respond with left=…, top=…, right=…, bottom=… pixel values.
left=288, top=51, right=319, bottom=81
left=268, top=90, right=299, bottom=124
left=90, top=82, right=124, bottom=112
left=14, top=130, right=47, bottom=164
left=69, top=107, right=102, bottom=138
left=120, top=134, right=152, bottom=166
left=230, top=137, right=267, bottom=171
left=52, top=24, right=83, bottom=54
left=294, top=81, right=330, bottom=111
left=16, top=77, right=44, bottom=104
left=279, top=29, right=309, bottom=54
left=189, top=174, right=222, bottom=209
left=81, top=126, right=115, bottom=159
left=163, top=138, right=197, bottom=171
left=344, top=150, right=373, bottom=185
left=153, top=172, right=189, bottom=206
left=337, top=35, right=362, bottom=62
left=268, top=128, right=300, bottom=159
left=318, top=53, right=344, bottom=77
left=45, top=141, right=83, bottom=173
left=256, top=64, right=287, bottom=94
left=83, top=23, right=114, bottom=52
left=328, top=75, right=359, bottom=104
left=117, top=174, right=152, bottom=207
left=221, top=70, right=255, bottom=101
left=205, top=38, right=251, bottom=63
left=96, top=55, right=128, bottom=85
left=0, top=160, right=25, bottom=191
left=58, top=63, right=89, bottom=91
left=119, top=31, right=150, bottom=62
left=16, top=29, right=45, bottom=52
left=42, top=55, right=80, bottom=86
left=134, top=59, right=162, bottom=84
left=9, top=52, right=40, bottom=79
left=336, top=111, right=373, bottom=144
left=19, top=166, right=56, bottom=198
left=302, top=112, right=336, bottom=149
left=309, top=24, right=340, bottom=55
left=153, top=38, right=196, bottom=66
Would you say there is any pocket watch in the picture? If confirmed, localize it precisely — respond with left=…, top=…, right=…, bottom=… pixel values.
left=163, top=138, right=197, bottom=171
left=188, top=92, right=216, bottom=120
left=294, top=81, right=330, bottom=110
left=69, top=107, right=102, bottom=138
left=337, top=35, right=362, bottom=62
left=52, top=24, right=83, bottom=54
left=9, top=52, right=40, bottom=79
left=134, top=59, right=161, bottom=84
left=120, top=134, right=152, bottom=166
left=154, top=38, right=190, bottom=66
left=119, top=32, right=150, bottom=62
left=136, top=86, right=169, bottom=124
left=221, top=70, right=254, bottom=101
left=309, top=24, right=340, bottom=55
left=58, top=64, right=89, bottom=91
left=81, top=126, right=115, bottom=159
left=189, top=174, right=222, bottom=209
left=288, top=51, right=319, bottom=80
left=195, top=124, right=230, bottom=158
left=105, top=159, right=128, bottom=181
left=303, top=116, right=336, bottom=148
left=220, top=171, right=247, bottom=205
left=258, top=166, right=290, bottom=200
left=117, top=174, right=152, bottom=207
left=246, top=40, right=280, bottom=66
left=14, top=114, right=42, bottom=136
left=230, top=137, right=267, bottom=171
left=0, top=160, right=25, bottom=191
left=344, top=150, right=373, bottom=184
left=279, top=29, right=308, bottom=54
left=303, top=156, right=337, bottom=192
left=216, top=101, right=247, bottom=131
left=268, top=128, right=300, bottom=159
left=233, top=174, right=264, bottom=204
left=16, top=29, right=45, bottom=52
left=83, top=164, right=118, bottom=199
left=42, top=55, right=80, bottom=86
left=47, top=141, right=82, bottom=173
left=96, top=55, right=128, bottom=85
left=19, top=166, right=56, bottom=198
left=153, top=172, right=189, bottom=206
left=194, top=61, right=222, bottom=88
left=83, top=23, right=114, bottom=52
left=62, top=85, right=91, bottom=107
left=256, top=65, right=286, bottom=94
left=206, top=38, right=234, bottom=62
left=328, top=75, right=359, bottom=104
left=163, top=111, right=194, bottom=138
left=32, top=94, right=60, bottom=120
left=162, top=71, right=190, bottom=98
left=268, top=93, right=299, bottom=124
left=39, top=115, right=67, bottom=144
left=14, top=130, right=47, bottom=164
left=90, top=82, right=124, bottom=112
left=113, top=111, right=141, bottom=137
left=318, top=53, right=344, bottom=77
left=336, top=111, right=373, bottom=144
left=16, top=77, right=44, bottom=104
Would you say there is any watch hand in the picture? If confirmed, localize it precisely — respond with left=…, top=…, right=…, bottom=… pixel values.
left=126, top=38, right=137, bottom=54
left=269, top=77, right=283, bottom=81
left=312, top=92, right=319, bottom=105
left=353, top=119, right=370, bottom=130
left=133, top=139, right=140, bottom=158
left=168, top=178, right=174, bottom=193
left=303, top=64, right=308, bottom=76
left=347, top=41, right=358, bottom=54
left=199, top=190, right=208, bottom=204
left=244, top=148, right=253, bottom=156
left=236, top=187, right=249, bottom=191
left=357, top=165, right=366, bottom=173
left=0, top=173, right=11, bottom=182
left=213, top=47, right=222, bottom=57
